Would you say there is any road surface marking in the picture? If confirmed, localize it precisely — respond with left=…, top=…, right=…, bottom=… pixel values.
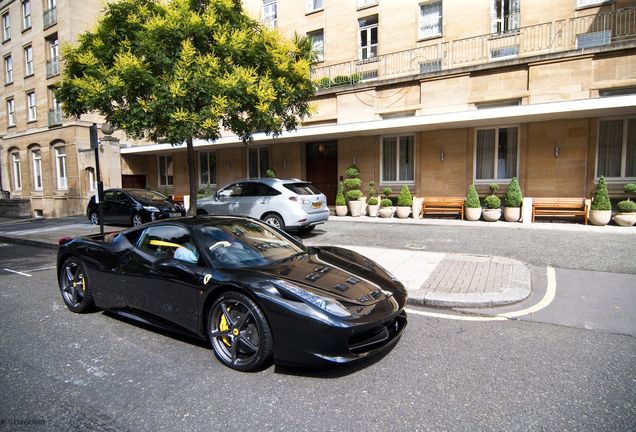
left=3, top=266, right=56, bottom=277
left=406, top=267, right=556, bottom=322
left=4, top=269, right=32, bottom=277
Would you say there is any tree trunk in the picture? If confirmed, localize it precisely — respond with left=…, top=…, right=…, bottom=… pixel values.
left=187, top=137, right=197, bottom=216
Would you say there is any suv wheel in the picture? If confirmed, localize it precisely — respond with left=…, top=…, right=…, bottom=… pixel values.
left=263, top=214, right=285, bottom=231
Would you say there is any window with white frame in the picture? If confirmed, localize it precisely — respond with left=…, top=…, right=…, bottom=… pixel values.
left=597, top=118, right=636, bottom=180
left=358, top=0, right=379, bottom=8
left=199, top=151, right=216, bottom=187
left=22, top=0, right=31, bottom=30
left=577, top=0, right=609, bottom=7
left=5, top=55, right=12, bottom=84
left=248, top=147, right=269, bottom=179
left=55, top=146, right=67, bottom=189
left=24, top=46, right=33, bottom=76
left=359, top=15, right=378, bottom=61
left=491, top=0, right=519, bottom=34
left=158, top=154, right=173, bottom=187
left=419, top=1, right=442, bottom=39
left=307, top=29, right=324, bottom=62
left=32, top=148, right=42, bottom=190
left=263, top=0, right=276, bottom=28
left=12, top=152, right=21, bottom=190
left=87, top=168, right=95, bottom=192
left=307, top=0, right=322, bottom=13
left=475, top=126, right=519, bottom=181
left=2, top=13, right=10, bottom=41
left=7, top=98, right=15, bottom=126
left=382, top=135, right=415, bottom=184
left=27, top=91, right=36, bottom=121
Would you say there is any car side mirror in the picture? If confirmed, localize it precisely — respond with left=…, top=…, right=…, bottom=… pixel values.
left=152, top=258, right=195, bottom=277
left=212, top=191, right=219, bottom=201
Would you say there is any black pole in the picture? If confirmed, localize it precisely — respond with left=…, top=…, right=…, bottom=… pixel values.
left=90, top=124, right=104, bottom=234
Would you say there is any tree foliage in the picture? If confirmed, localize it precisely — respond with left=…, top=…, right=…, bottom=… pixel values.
left=57, top=0, right=315, bottom=213
left=591, top=176, right=611, bottom=211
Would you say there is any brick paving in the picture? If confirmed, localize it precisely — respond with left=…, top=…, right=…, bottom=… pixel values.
left=421, top=256, right=512, bottom=295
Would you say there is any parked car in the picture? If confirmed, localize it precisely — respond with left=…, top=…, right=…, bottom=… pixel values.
left=57, top=216, right=408, bottom=371
left=197, top=178, right=329, bottom=233
left=87, top=188, right=185, bottom=227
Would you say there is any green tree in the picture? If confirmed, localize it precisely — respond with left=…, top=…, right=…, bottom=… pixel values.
left=56, top=0, right=315, bottom=215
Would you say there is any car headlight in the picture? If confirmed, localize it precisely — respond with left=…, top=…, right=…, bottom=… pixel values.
left=272, top=280, right=351, bottom=318
left=143, top=205, right=159, bottom=212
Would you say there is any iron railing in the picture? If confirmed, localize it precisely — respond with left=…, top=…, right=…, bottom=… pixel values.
left=46, top=56, right=59, bottom=78
left=47, top=108, right=62, bottom=126
left=312, top=7, right=636, bottom=89
left=43, top=6, right=56, bottom=29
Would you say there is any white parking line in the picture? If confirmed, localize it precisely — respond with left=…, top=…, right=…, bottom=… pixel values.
left=406, top=267, right=556, bottom=322
left=4, top=269, right=32, bottom=277
left=3, top=266, right=56, bottom=277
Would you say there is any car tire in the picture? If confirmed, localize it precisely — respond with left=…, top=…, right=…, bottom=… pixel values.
left=89, top=212, right=99, bottom=225
left=208, top=292, right=273, bottom=372
left=59, top=257, right=95, bottom=313
left=297, top=226, right=315, bottom=234
left=131, top=213, right=144, bottom=226
left=262, top=214, right=285, bottom=231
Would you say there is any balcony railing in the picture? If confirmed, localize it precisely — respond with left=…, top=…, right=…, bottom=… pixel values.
left=312, top=6, right=636, bottom=89
left=46, top=56, right=59, bottom=78
left=43, top=7, right=57, bottom=29
left=48, top=107, right=62, bottom=126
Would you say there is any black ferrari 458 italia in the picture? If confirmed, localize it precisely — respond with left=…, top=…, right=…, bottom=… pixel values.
left=57, top=216, right=407, bottom=371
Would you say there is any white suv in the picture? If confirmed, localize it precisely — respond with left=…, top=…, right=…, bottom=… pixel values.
left=197, top=178, right=329, bottom=233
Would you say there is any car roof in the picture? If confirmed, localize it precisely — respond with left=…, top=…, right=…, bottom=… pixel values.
left=234, top=178, right=307, bottom=184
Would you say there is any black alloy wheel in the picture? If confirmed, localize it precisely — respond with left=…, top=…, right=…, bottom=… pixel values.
left=262, top=214, right=285, bottom=231
left=89, top=212, right=99, bottom=225
left=208, top=292, right=273, bottom=372
left=59, top=257, right=95, bottom=313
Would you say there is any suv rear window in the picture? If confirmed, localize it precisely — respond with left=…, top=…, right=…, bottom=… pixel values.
left=283, top=183, right=321, bottom=195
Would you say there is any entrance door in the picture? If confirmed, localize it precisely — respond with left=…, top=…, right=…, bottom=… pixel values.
left=306, top=142, right=338, bottom=205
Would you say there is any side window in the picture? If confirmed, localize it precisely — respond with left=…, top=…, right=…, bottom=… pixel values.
left=103, top=190, right=115, bottom=201
left=137, top=225, right=200, bottom=264
left=219, top=183, right=244, bottom=198
left=115, top=191, right=128, bottom=202
left=243, top=182, right=279, bottom=197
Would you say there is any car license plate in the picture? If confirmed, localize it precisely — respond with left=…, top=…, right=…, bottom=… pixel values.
left=169, top=212, right=181, bottom=218
left=312, top=202, right=322, bottom=209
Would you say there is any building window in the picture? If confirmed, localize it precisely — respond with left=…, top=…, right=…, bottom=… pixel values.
left=44, top=0, right=57, bottom=28
left=24, top=46, right=33, bottom=76
left=577, top=0, right=609, bottom=7
left=7, top=98, right=15, bottom=126
left=2, top=13, right=10, bottom=41
left=419, top=1, right=442, bottom=39
left=597, top=118, right=636, bottom=180
left=475, top=126, right=519, bottom=181
left=12, top=152, right=22, bottom=190
left=158, top=154, right=173, bottom=187
left=263, top=0, right=276, bottom=28
left=359, top=15, right=378, bottom=61
left=27, top=92, right=36, bottom=121
left=248, top=147, right=269, bottom=179
left=307, top=0, right=322, bottom=13
left=55, top=146, right=67, bottom=189
left=381, top=135, right=415, bottom=184
left=87, top=168, right=95, bottom=192
left=491, top=0, right=519, bottom=34
left=48, top=86, right=62, bottom=125
left=358, top=0, right=379, bottom=8
left=22, top=1, right=31, bottom=30
left=46, top=36, right=59, bottom=77
left=199, top=151, right=216, bottom=187
left=4, top=55, right=12, bottom=84
left=32, top=149, right=42, bottom=190
left=307, top=29, right=324, bottom=62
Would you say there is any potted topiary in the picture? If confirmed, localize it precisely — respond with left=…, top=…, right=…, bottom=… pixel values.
left=335, top=182, right=348, bottom=216
left=590, top=176, right=612, bottom=226
left=367, top=181, right=379, bottom=217
left=483, top=183, right=501, bottom=222
left=614, top=183, right=636, bottom=227
left=396, top=185, right=413, bottom=219
left=504, top=177, right=523, bottom=222
left=464, top=185, right=482, bottom=221
left=344, top=165, right=363, bottom=217
left=379, top=187, right=394, bottom=218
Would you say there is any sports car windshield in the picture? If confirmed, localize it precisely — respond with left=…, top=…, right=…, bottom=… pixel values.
left=194, top=220, right=305, bottom=269
left=127, top=190, right=168, bottom=201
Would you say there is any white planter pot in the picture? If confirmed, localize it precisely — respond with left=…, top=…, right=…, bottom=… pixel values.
left=589, top=209, right=612, bottom=226
left=335, top=205, right=348, bottom=217
left=367, top=204, right=379, bottom=217
left=504, top=207, right=521, bottom=222
left=614, top=212, right=636, bottom=227
left=396, top=206, right=411, bottom=219
left=379, top=207, right=394, bottom=218
left=483, top=208, right=501, bottom=222
left=348, top=200, right=363, bottom=217
left=465, top=207, right=482, bottom=221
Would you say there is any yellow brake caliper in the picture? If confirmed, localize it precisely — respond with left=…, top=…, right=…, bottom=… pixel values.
left=219, top=307, right=232, bottom=347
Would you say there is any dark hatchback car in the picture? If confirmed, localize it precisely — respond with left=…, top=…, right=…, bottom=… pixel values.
left=87, top=188, right=185, bottom=227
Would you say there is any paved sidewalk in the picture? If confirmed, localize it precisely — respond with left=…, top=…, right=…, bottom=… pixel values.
left=0, top=215, right=534, bottom=308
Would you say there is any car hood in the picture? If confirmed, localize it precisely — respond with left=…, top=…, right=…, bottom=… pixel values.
left=138, top=199, right=182, bottom=211
left=253, top=246, right=403, bottom=305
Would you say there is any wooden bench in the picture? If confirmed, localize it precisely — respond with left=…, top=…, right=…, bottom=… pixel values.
left=532, top=198, right=588, bottom=225
left=421, top=197, right=465, bottom=220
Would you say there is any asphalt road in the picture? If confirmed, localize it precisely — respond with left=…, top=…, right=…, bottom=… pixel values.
left=1, top=240, right=635, bottom=431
